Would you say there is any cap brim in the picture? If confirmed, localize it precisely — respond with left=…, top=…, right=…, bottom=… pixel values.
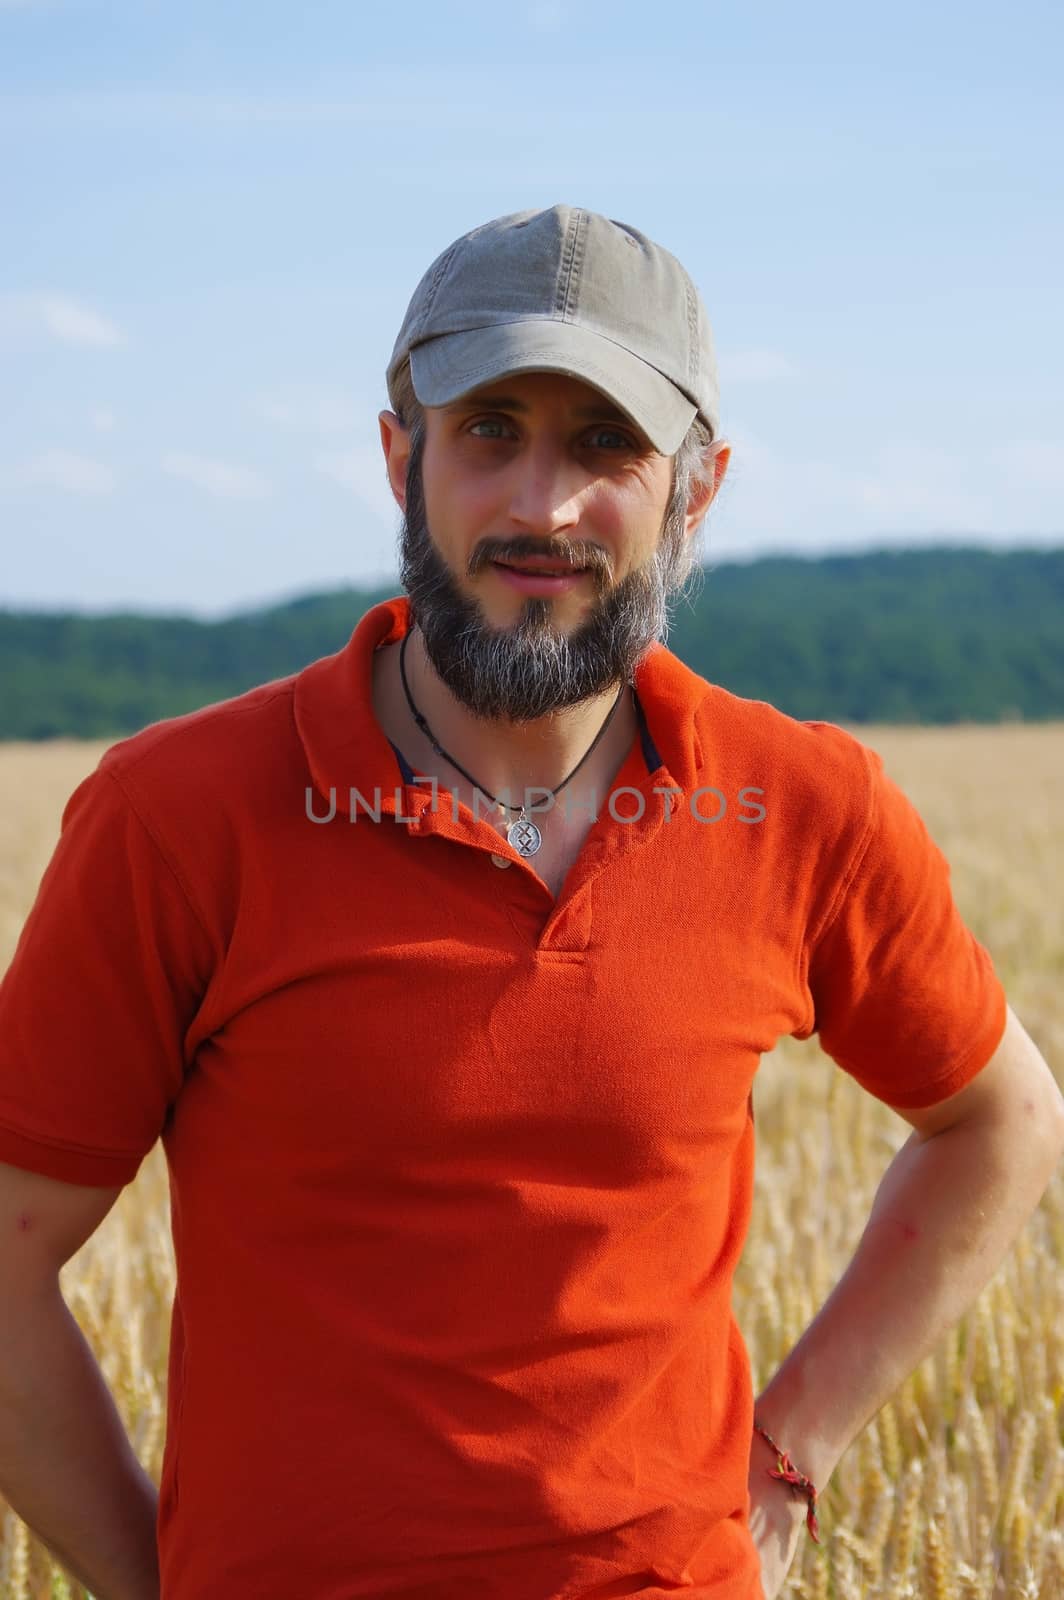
left=409, top=321, right=698, bottom=456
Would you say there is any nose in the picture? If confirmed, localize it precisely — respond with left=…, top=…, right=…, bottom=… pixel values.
left=503, top=433, right=583, bottom=536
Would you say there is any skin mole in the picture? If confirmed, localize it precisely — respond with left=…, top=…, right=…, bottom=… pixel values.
left=869, top=1216, right=920, bottom=1243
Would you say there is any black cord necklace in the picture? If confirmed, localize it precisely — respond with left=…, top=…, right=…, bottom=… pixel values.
left=398, top=626, right=627, bottom=858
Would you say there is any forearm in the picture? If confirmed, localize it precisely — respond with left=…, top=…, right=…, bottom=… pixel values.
left=754, top=1114, right=1063, bottom=1490
left=0, top=1281, right=160, bottom=1600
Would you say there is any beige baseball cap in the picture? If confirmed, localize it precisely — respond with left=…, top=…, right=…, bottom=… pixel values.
left=386, top=204, right=720, bottom=455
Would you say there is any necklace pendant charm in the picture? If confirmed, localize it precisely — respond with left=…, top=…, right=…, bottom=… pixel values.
left=507, top=815, right=542, bottom=857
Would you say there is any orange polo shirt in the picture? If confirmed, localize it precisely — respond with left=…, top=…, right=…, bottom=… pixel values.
left=0, top=594, right=1006, bottom=1599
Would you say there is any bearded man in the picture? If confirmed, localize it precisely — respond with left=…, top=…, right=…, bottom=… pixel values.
left=0, top=204, right=1060, bottom=1600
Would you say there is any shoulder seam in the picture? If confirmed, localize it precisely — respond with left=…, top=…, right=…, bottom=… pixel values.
left=806, top=735, right=880, bottom=951
left=99, top=767, right=218, bottom=956
left=104, top=682, right=296, bottom=781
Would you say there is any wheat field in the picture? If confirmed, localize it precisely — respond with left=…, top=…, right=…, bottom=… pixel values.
left=0, top=726, right=1062, bottom=1600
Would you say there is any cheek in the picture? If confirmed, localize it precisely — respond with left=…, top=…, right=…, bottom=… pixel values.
left=593, top=470, right=670, bottom=537
left=424, top=488, right=499, bottom=570
left=422, top=455, right=496, bottom=536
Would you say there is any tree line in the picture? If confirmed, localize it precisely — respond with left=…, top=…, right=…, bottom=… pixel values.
left=2, top=545, right=1061, bottom=739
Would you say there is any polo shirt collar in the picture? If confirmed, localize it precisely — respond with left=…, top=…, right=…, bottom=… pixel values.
left=294, top=595, right=709, bottom=821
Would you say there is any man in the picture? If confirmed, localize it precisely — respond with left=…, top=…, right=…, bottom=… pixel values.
left=0, top=204, right=1061, bottom=1600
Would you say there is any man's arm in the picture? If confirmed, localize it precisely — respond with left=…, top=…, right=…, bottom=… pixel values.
left=0, top=1160, right=161, bottom=1600
left=753, top=1003, right=1064, bottom=1491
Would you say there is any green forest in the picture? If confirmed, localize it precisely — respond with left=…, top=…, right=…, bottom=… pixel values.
left=2, top=544, right=1062, bottom=740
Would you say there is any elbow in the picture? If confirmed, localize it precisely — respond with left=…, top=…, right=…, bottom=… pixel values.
left=1047, top=1109, right=1064, bottom=1167
left=1025, top=1107, right=1064, bottom=1190
left=1035, top=1077, right=1064, bottom=1161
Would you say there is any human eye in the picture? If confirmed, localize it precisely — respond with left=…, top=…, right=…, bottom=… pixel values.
left=587, top=426, right=637, bottom=451
left=465, top=417, right=638, bottom=451
left=467, top=416, right=515, bottom=440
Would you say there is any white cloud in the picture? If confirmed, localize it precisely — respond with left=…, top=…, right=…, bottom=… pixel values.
left=161, top=452, right=270, bottom=501
left=39, top=295, right=123, bottom=346
left=315, top=447, right=398, bottom=524
left=720, top=350, right=800, bottom=383
left=0, top=292, right=124, bottom=347
left=90, top=407, right=116, bottom=433
left=253, top=384, right=360, bottom=434
left=0, top=87, right=464, bottom=129
left=526, top=1, right=564, bottom=30
left=707, top=423, right=998, bottom=557
left=20, top=450, right=116, bottom=495
left=853, top=442, right=989, bottom=527
left=989, top=439, right=1064, bottom=492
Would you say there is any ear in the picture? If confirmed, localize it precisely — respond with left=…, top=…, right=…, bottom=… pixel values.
left=685, top=440, right=730, bottom=535
left=379, top=410, right=412, bottom=512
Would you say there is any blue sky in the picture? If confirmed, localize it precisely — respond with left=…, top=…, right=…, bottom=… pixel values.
left=2, top=0, right=1061, bottom=619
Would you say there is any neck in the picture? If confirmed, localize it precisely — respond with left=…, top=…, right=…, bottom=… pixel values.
left=402, top=625, right=634, bottom=803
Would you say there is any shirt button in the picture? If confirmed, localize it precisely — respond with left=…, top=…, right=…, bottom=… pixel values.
left=490, top=853, right=512, bottom=869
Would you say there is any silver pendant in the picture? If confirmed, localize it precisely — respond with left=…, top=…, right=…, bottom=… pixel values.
left=506, top=814, right=542, bottom=857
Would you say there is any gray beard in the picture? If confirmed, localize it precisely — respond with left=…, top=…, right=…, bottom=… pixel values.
left=395, top=443, right=695, bottom=725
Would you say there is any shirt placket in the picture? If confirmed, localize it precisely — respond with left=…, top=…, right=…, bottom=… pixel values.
left=388, top=736, right=682, bottom=955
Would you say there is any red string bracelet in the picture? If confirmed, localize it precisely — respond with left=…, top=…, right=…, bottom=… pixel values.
left=752, top=1419, right=821, bottom=1544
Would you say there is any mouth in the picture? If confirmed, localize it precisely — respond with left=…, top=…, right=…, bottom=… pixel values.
left=490, top=559, right=592, bottom=594
left=491, top=556, right=592, bottom=576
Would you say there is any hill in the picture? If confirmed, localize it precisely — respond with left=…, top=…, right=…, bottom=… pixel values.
left=2, top=545, right=1061, bottom=738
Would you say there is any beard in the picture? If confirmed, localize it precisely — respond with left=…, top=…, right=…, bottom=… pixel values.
left=396, top=434, right=698, bottom=725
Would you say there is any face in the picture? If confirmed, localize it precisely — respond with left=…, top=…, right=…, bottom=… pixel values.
left=379, top=370, right=723, bottom=725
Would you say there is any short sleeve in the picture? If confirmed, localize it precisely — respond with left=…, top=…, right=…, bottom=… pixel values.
left=802, top=744, right=1007, bottom=1110
left=0, top=764, right=216, bottom=1186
